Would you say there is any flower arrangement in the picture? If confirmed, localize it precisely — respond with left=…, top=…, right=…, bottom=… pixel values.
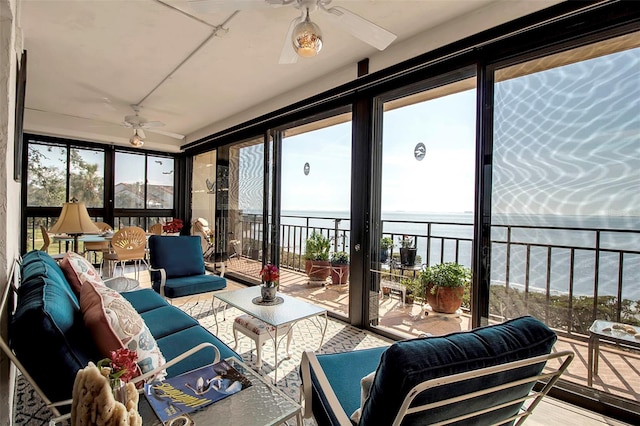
left=163, top=218, right=183, bottom=234
left=399, top=235, right=415, bottom=248
left=96, top=348, right=139, bottom=389
left=259, top=263, right=280, bottom=288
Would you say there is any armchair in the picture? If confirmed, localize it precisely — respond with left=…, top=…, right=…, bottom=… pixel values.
left=148, top=235, right=227, bottom=302
left=300, top=316, right=573, bottom=426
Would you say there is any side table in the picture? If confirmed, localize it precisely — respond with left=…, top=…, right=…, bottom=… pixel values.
left=104, top=276, right=140, bottom=293
left=588, top=320, right=640, bottom=386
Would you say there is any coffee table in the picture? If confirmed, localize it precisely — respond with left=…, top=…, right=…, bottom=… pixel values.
left=214, top=286, right=328, bottom=383
left=138, top=357, right=301, bottom=425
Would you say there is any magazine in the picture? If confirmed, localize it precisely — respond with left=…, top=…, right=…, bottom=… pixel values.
left=144, top=359, right=252, bottom=423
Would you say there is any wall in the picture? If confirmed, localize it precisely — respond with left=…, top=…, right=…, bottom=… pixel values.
left=0, top=0, right=23, bottom=422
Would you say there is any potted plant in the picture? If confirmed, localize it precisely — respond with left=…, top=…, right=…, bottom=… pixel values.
left=330, top=251, right=350, bottom=284
left=304, top=231, right=331, bottom=282
left=420, top=262, right=471, bottom=314
left=398, top=235, right=417, bottom=266
left=400, top=277, right=421, bottom=304
left=379, top=236, right=393, bottom=263
left=259, top=263, right=279, bottom=302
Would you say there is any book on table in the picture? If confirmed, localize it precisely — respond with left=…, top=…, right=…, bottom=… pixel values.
left=144, top=359, right=252, bottom=423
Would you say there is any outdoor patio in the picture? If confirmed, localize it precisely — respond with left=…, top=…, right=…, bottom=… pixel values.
left=223, top=256, right=640, bottom=405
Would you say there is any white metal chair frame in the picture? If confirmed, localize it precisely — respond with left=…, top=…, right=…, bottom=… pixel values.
left=0, top=257, right=222, bottom=426
left=300, top=348, right=574, bottom=426
left=232, top=314, right=293, bottom=368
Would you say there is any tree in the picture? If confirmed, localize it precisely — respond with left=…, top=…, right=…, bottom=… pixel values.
left=26, top=145, right=66, bottom=206
left=69, top=149, right=104, bottom=207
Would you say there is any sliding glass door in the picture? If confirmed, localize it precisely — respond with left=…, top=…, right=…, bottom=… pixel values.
left=370, top=72, right=477, bottom=336
left=278, top=112, right=352, bottom=320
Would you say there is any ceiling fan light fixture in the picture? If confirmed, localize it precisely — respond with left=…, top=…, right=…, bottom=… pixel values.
left=292, top=8, right=322, bottom=58
left=129, top=130, right=144, bottom=147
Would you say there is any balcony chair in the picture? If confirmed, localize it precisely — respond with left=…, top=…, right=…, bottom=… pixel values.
left=148, top=222, right=163, bottom=235
left=148, top=235, right=227, bottom=308
left=191, top=217, right=226, bottom=275
left=300, top=316, right=573, bottom=426
left=39, top=225, right=65, bottom=261
left=103, top=226, right=147, bottom=280
left=82, top=221, right=112, bottom=272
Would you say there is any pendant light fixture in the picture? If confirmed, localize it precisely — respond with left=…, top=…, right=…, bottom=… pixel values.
left=292, top=7, right=323, bottom=58
left=129, top=129, right=144, bottom=147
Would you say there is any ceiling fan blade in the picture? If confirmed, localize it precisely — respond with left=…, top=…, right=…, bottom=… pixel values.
left=140, top=120, right=165, bottom=128
left=137, top=128, right=146, bottom=140
left=145, top=128, right=186, bottom=140
left=279, top=16, right=302, bottom=64
left=323, top=6, right=397, bottom=51
left=121, top=121, right=134, bottom=128
left=188, top=0, right=266, bottom=14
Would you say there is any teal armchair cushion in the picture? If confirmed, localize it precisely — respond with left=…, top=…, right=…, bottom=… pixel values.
left=360, top=316, right=557, bottom=426
left=158, top=275, right=227, bottom=298
left=149, top=235, right=205, bottom=277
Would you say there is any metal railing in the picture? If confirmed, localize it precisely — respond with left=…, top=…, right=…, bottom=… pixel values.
left=26, top=215, right=174, bottom=254
left=233, top=214, right=640, bottom=338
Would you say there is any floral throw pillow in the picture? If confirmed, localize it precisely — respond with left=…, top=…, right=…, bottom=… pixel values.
left=60, top=252, right=104, bottom=296
left=80, top=282, right=167, bottom=381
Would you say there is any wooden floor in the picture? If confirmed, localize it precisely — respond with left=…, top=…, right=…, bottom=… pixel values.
left=128, top=262, right=635, bottom=425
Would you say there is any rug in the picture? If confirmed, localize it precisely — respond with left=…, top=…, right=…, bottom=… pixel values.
left=13, top=301, right=392, bottom=425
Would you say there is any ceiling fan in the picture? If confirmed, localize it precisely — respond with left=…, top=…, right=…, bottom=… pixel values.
left=122, top=105, right=185, bottom=147
left=274, top=0, right=397, bottom=64
left=188, top=0, right=397, bottom=63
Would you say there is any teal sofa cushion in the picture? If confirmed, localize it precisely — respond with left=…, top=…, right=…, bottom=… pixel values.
left=121, top=288, right=169, bottom=313
left=139, top=306, right=199, bottom=339
left=156, top=326, right=240, bottom=377
left=359, top=316, right=557, bottom=426
left=11, top=251, right=100, bottom=404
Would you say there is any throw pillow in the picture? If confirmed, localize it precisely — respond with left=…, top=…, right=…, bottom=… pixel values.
left=350, top=371, right=376, bottom=424
left=60, top=252, right=104, bottom=296
left=80, top=282, right=167, bottom=381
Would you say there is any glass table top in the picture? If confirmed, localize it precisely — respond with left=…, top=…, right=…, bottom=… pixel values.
left=138, top=357, right=300, bottom=425
left=215, top=286, right=326, bottom=328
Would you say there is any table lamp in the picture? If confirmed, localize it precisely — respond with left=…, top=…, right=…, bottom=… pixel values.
left=49, top=198, right=100, bottom=253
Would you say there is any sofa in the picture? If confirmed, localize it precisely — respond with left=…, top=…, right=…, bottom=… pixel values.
left=9, top=250, right=239, bottom=409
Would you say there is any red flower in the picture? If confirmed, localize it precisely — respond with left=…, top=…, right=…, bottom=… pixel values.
left=260, top=264, right=279, bottom=286
left=162, top=218, right=184, bottom=233
left=98, top=348, right=139, bottom=384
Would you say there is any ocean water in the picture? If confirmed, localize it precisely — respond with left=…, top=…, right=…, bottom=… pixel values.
left=278, top=210, right=640, bottom=301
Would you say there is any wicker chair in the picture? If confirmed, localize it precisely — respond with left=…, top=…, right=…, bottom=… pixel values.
left=83, top=222, right=112, bottom=270
left=39, top=225, right=50, bottom=252
left=149, top=222, right=163, bottom=235
left=103, top=226, right=147, bottom=280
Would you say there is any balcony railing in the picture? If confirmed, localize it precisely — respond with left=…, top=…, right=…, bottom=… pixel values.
left=235, top=214, right=639, bottom=339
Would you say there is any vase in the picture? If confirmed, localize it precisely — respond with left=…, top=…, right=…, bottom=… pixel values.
left=112, top=379, right=127, bottom=405
left=261, top=284, right=277, bottom=302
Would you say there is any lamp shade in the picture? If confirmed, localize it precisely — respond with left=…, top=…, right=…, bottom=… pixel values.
left=50, top=201, right=100, bottom=235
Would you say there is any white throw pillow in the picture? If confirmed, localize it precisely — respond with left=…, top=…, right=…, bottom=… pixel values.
left=350, top=371, right=376, bottom=424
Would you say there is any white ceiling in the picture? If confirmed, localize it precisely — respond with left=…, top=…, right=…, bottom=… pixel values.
left=19, top=0, right=561, bottom=152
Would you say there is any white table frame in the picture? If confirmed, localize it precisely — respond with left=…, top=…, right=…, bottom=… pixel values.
left=214, top=286, right=328, bottom=383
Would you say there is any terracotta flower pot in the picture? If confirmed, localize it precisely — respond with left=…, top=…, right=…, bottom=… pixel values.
left=305, top=260, right=331, bottom=282
left=426, top=283, right=464, bottom=314
left=330, top=264, right=349, bottom=284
